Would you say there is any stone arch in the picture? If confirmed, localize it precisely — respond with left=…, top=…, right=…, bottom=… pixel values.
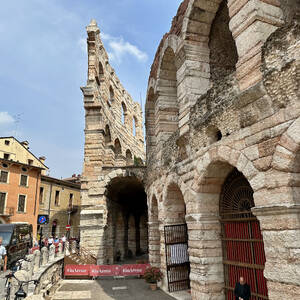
left=209, top=0, right=238, bottom=82
left=97, top=61, right=105, bottom=85
left=192, top=146, right=261, bottom=195
left=145, top=87, right=157, bottom=162
left=121, top=101, right=127, bottom=125
left=155, top=46, right=179, bottom=142
left=105, top=124, right=111, bottom=144
left=114, top=139, right=122, bottom=158
left=190, top=155, right=267, bottom=299
left=132, top=115, right=137, bottom=136
left=164, top=183, right=186, bottom=225
left=125, top=149, right=133, bottom=166
left=181, top=0, right=284, bottom=90
left=109, top=85, right=114, bottom=106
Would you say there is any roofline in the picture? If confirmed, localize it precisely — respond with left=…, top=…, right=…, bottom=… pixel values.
left=41, top=174, right=81, bottom=189
left=0, top=158, right=45, bottom=170
left=0, top=136, right=49, bottom=169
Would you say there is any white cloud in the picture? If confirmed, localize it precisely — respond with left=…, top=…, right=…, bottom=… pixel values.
left=0, top=112, right=15, bottom=125
left=78, top=37, right=87, bottom=54
left=101, top=33, right=148, bottom=63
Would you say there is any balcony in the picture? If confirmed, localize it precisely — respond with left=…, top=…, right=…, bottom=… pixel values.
left=67, top=205, right=79, bottom=214
left=0, top=206, right=14, bottom=217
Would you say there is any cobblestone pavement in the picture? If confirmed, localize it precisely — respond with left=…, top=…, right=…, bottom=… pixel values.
left=50, top=279, right=177, bottom=300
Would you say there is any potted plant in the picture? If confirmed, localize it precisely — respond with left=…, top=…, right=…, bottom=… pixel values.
left=143, top=266, right=163, bottom=290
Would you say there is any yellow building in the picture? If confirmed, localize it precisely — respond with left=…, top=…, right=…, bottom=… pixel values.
left=38, top=175, right=81, bottom=239
left=0, top=137, right=48, bottom=173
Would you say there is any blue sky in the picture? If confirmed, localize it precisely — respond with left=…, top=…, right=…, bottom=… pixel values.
left=0, top=0, right=182, bottom=178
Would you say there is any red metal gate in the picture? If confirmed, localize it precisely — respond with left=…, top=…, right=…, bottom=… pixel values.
left=220, top=169, right=268, bottom=300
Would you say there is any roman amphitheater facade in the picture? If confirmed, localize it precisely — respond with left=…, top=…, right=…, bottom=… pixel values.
left=145, top=1, right=299, bottom=300
left=80, top=20, right=147, bottom=265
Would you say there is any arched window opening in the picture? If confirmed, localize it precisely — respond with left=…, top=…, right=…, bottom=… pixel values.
left=114, top=139, right=122, bottom=158
left=157, top=47, right=178, bottom=139
left=109, top=86, right=114, bottom=107
left=133, top=116, right=137, bottom=136
left=209, top=0, right=238, bottom=82
left=105, top=125, right=111, bottom=144
left=96, top=62, right=104, bottom=85
left=121, top=102, right=127, bottom=125
left=126, top=149, right=133, bottom=165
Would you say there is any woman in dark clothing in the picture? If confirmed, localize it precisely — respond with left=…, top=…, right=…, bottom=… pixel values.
left=234, top=276, right=251, bottom=300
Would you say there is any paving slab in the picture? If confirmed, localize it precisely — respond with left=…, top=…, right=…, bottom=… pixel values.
left=51, top=279, right=176, bottom=300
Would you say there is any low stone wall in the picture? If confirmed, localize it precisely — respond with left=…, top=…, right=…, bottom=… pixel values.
left=6, top=244, right=64, bottom=300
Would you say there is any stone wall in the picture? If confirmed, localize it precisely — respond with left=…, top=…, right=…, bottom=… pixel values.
left=145, top=1, right=299, bottom=299
left=80, top=20, right=146, bottom=264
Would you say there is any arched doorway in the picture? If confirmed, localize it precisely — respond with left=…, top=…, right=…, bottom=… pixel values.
left=220, top=168, right=268, bottom=299
left=106, top=176, right=148, bottom=263
left=164, top=183, right=190, bottom=292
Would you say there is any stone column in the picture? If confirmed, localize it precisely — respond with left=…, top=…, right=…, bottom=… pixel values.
left=253, top=204, right=300, bottom=299
left=41, top=247, right=49, bottom=266
left=33, top=250, right=41, bottom=272
left=148, top=221, right=160, bottom=267
left=49, top=245, right=55, bottom=261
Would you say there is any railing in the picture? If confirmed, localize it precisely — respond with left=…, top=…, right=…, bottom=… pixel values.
left=65, top=240, right=97, bottom=265
left=0, top=206, right=14, bottom=216
left=67, top=205, right=79, bottom=214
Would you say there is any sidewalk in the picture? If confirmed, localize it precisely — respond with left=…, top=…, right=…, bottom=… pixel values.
left=50, top=278, right=176, bottom=300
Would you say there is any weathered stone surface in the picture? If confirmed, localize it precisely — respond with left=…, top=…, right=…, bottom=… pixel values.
left=145, top=2, right=299, bottom=299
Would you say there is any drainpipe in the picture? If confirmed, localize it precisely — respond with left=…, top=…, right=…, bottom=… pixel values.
left=33, top=171, right=40, bottom=216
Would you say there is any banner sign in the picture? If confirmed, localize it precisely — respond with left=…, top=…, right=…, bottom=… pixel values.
left=90, top=265, right=121, bottom=277
left=64, top=264, right=151, bottom=277
left=120, top=264, right=150, bottom=276
left=64, top=264, right=90, bottom=276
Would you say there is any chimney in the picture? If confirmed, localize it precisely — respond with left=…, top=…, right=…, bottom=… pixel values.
left=21, top=141, right=29, bottom=149
left=39, top=156, right=46, bottom=164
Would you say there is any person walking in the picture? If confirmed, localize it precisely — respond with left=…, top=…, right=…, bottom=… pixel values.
left=48, top=236, right=53, bottom=249
left=0, top=237, right=7, bottom=272
left=61, top=234, right=66, bottom=252
left=234, top=276, right=251, bottom=300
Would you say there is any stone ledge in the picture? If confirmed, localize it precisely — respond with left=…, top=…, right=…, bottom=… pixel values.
left=252, top=204, right=300, bottom=216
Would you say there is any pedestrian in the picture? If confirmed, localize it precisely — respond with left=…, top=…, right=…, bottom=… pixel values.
left=0, top=237, right=7, bottom=272
left=234, top=276, right=251, bottom=300
left=61, top=234, right=66, bottom=251
left=48, top=236, right=53, bottom=249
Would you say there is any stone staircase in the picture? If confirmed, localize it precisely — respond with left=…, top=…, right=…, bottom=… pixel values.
left=64, top=241, right=97, bottom=265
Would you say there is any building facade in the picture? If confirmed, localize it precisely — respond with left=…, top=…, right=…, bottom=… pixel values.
left=145, top=1, right=299, bottom=300
left=0, top=137, right=47, bottom=236
left=80, top=20, right=147, bottom=264
left=38, top=175, right=81, bottom=239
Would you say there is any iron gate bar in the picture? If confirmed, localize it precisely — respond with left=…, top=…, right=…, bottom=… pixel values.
left=164, top=224, right=190, bottom=293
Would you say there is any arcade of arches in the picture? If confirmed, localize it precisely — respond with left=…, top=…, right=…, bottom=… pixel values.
left=145, top=0, right=300, bottom=299
left=80, top=1, right=300, bottom=299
